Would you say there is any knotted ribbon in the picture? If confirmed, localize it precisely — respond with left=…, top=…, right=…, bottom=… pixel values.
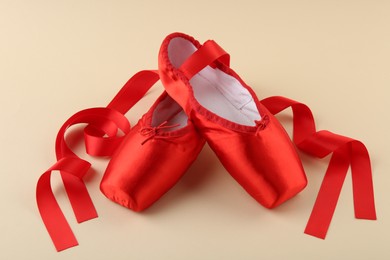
left=139, top=121, right=181, bottom=145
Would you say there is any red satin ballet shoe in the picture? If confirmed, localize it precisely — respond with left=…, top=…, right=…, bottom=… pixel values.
left=159, top=32, right=307, bottom=208
left=100, top=91, right=205, bottom=211
left=36, top=70, right=204, bottom=251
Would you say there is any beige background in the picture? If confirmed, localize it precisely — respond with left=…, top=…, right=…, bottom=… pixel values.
left=1, top=0, right=389, bottom=259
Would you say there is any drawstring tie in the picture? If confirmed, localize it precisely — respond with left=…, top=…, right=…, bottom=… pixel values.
left=139, top=121, right=180, bottom=145
left=255, top=115, right=270, bottom=134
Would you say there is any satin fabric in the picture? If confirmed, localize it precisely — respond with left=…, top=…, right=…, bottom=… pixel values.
left=36, top=33, right=376, bottom=252
left=36, top=70, right=163, bottom=251
left=191, top=105, right=307, bottom=208
left=261, top=96, right=376, bottom=239
left=100, top=92, right=205, bottom=211
left=158, top=33, right=307, bottom=208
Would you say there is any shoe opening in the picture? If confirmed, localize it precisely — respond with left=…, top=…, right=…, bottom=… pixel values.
left=168, top=37, right=261, bottom=126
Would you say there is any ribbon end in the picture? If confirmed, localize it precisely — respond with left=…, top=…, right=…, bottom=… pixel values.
left=354, top=203, right=377, bottom=220
left=304, top=227, right=327, bottom=240
left=355, top=213, right=377, bottom=221
left=76, top=212, right=99, bottom=223
left=55, top=241, right=79, bottom=252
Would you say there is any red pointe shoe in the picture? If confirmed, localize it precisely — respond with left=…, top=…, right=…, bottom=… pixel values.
left=100, top=91, right=205, bottom=211
left=36, top=70, right=205, bottom=251
left=159, top=33, right=307, bottom=208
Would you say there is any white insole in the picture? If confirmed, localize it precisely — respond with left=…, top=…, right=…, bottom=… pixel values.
left=168, top=37, right=261, bottom=126
left=152, top=95, right=188, bottom=131
left=190, top=67, right=260, bottom=126
left=167, top=110, right=188, bottom=128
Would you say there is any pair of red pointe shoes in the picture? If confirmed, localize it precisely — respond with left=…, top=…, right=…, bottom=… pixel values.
left=36, top=32, right=376, bottom=252
left=101, top=33, right=307, bottom=211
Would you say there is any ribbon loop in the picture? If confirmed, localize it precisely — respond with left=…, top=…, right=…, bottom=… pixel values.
left=179, top=40, right=230, bottom=79
left=36, top=70, right=161, bottom=251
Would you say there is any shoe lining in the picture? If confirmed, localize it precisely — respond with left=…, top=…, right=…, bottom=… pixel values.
left=152, top=94, right=188, bottom=130
left=168, top=37, right=261, bottom=126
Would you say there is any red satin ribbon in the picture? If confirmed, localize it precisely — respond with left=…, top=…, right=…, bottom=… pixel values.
left=37, top=69, right=376, bottom=251
left=36, top=70, right=159, bottom=251
left=179, top=40, right=230, bottom=79
left=260, top=96, right=377, bottom=239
